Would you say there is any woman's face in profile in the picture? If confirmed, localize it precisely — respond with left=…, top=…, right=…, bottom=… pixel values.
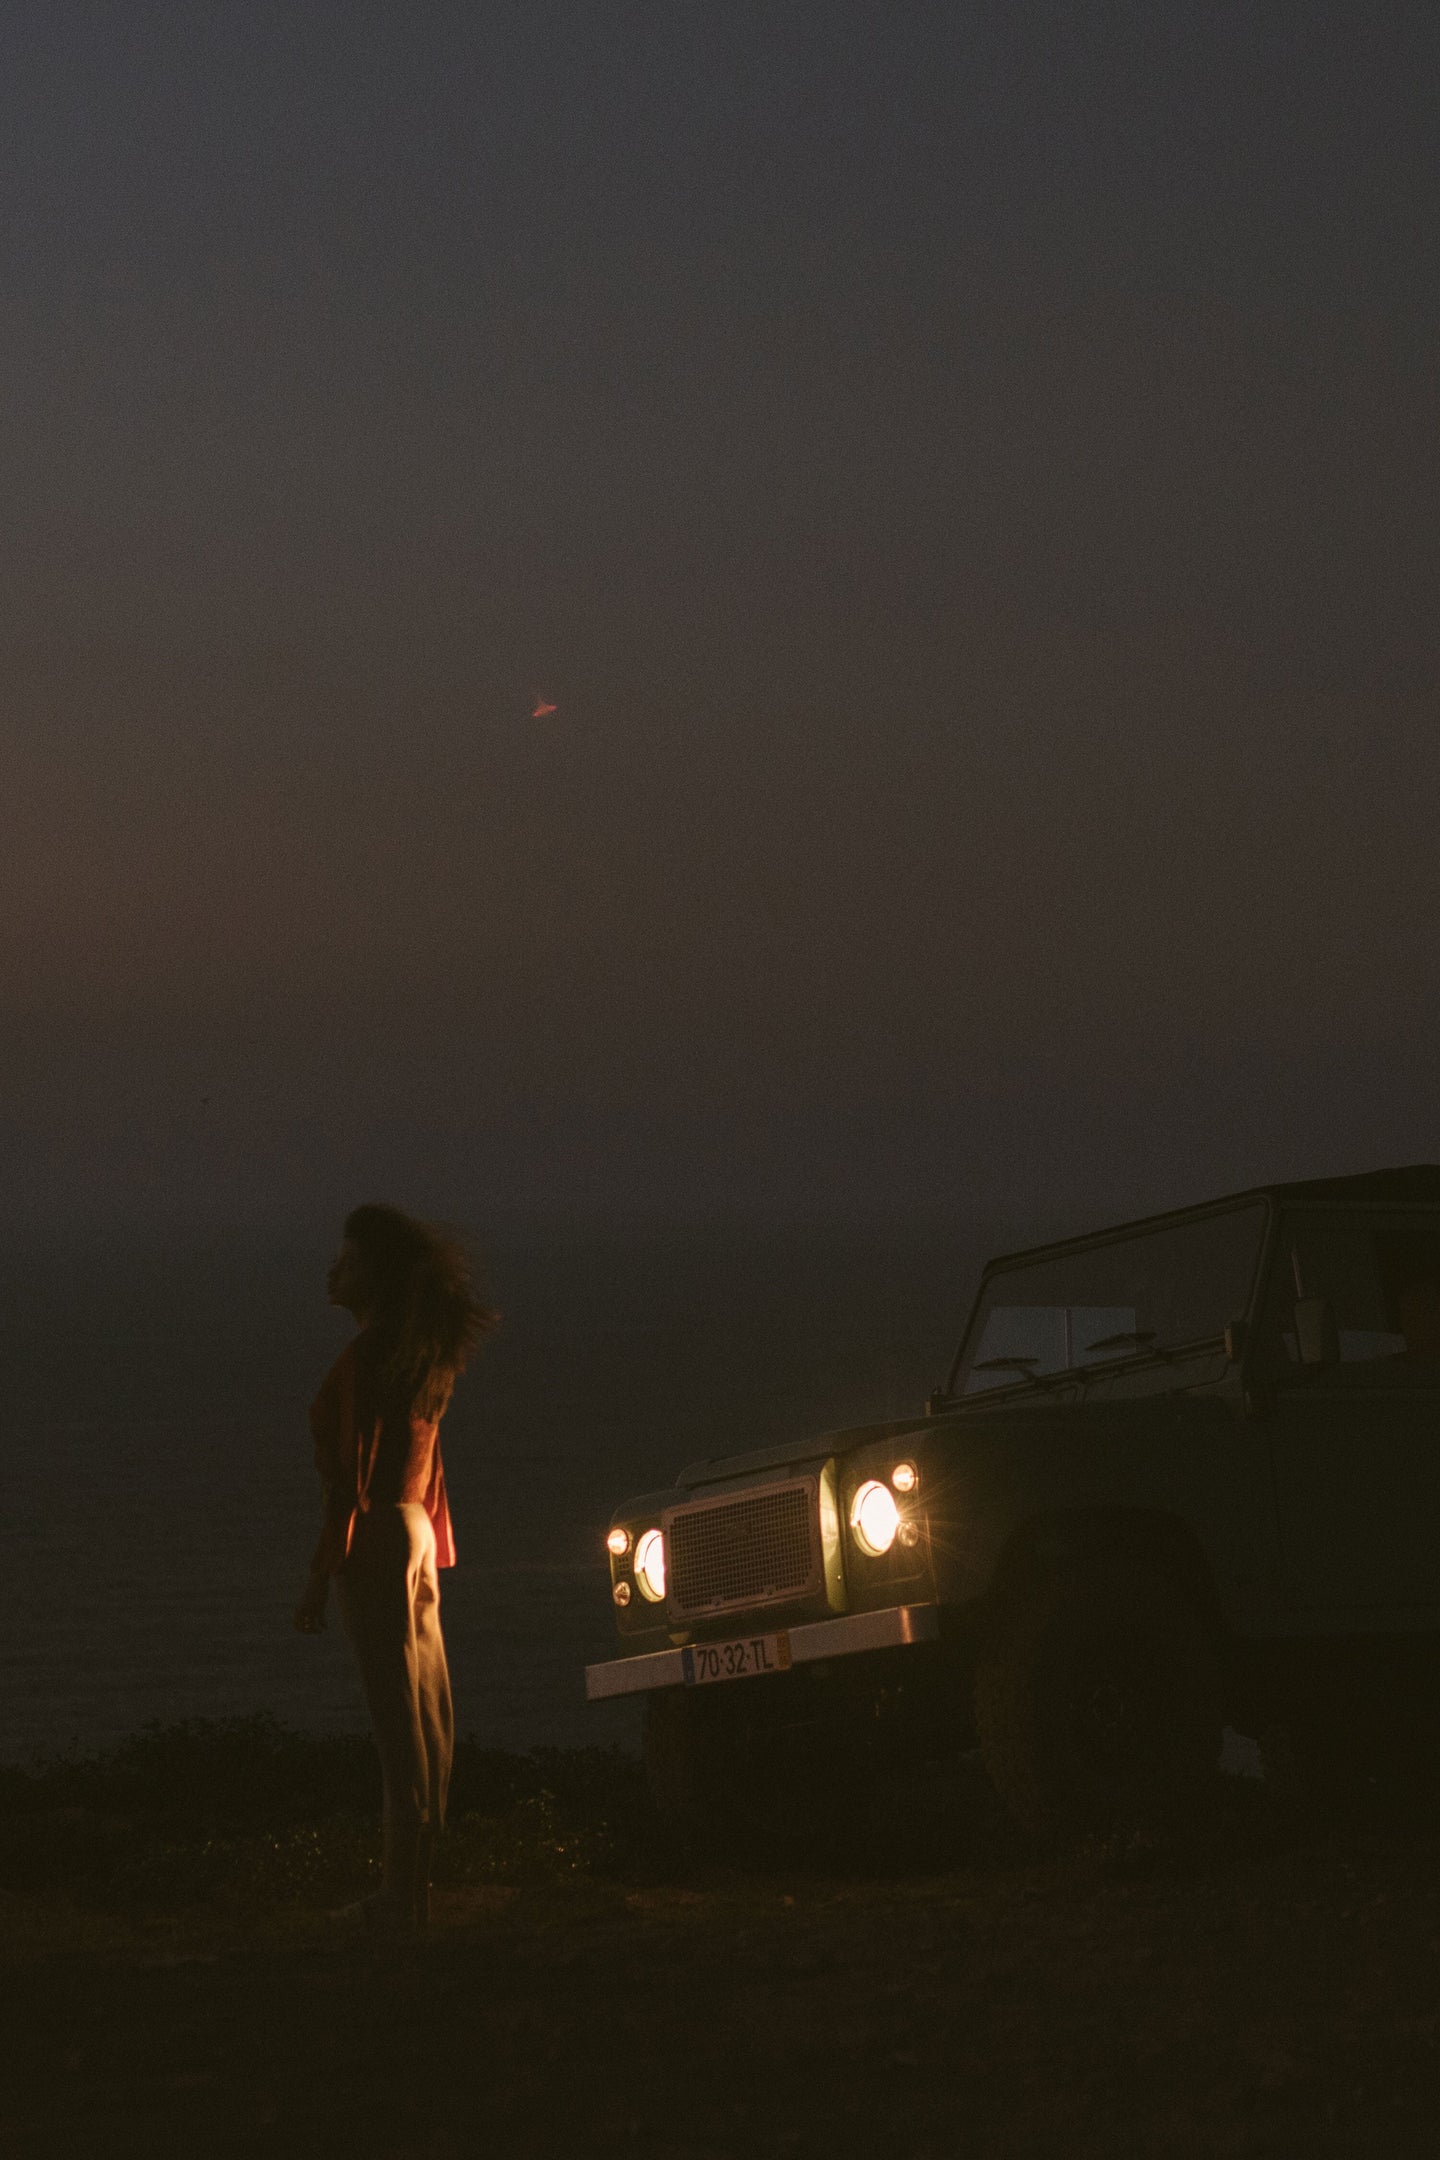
left=327, top=1237, right=373, bottom=1317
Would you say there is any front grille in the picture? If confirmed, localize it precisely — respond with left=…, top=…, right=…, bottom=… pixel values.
left=665, top=1479, right=821, bottom=1618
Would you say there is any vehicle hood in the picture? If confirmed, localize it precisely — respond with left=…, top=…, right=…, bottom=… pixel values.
left=677, top=1415, right=929, bottom=1490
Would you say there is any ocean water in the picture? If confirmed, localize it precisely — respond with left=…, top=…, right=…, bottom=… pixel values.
left=0, top=1227, right=978, bottom=1761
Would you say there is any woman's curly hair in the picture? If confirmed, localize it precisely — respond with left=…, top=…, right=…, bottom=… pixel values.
left=344, top=1203, right=499, bottom=1420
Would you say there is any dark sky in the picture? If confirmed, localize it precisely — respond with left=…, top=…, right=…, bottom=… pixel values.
left=5, top=2, right=1438, bottom=1242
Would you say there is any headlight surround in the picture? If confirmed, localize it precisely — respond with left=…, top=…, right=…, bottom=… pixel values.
left=850, top=1479, right=900, bottom=1558
left=633, top=1527, right=667, bottom=1603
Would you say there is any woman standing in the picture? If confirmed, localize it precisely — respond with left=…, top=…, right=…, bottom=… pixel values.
left=295, top=1204, right=496, bottom=1933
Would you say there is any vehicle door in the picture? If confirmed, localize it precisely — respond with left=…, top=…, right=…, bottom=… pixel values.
left=1258, top=1205, right=1440, bottom=1626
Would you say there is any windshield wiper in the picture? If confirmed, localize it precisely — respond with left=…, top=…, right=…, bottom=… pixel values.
left=1083, top=1332, right=1214, bottom=1371
left=966, top=1333, right=1223, bottom=1398
left=970, top=1356, right=1068, bottom=1393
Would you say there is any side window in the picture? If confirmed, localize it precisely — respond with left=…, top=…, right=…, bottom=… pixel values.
left=1261, top=1213, right=1440, bottom=1381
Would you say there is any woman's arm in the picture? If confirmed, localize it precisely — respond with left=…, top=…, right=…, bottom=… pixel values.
left=296, top=1348, right=356, bottom=1632
left=294, top=1483, right=352, bottom=1631
left=294, top=1566, right=329, bottom=1632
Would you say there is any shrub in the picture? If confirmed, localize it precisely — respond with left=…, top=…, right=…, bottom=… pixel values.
left=0, top=1719, right=655, bottom=1910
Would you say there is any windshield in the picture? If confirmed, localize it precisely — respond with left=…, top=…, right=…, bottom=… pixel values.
left=951, top=1201, right=1268, bottom=1396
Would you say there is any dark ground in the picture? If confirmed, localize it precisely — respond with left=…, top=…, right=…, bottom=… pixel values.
left=3, top=1721, right=1440, bottom=2158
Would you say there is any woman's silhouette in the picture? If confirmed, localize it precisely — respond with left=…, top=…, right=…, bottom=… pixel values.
left=295, top=1204, right=497, bottom=1933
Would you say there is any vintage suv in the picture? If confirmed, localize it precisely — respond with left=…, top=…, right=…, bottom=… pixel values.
left=586, top=1167, right=1440, bottom=1841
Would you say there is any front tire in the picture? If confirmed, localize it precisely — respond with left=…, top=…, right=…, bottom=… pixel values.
left=975, top=1563, right=1224, bottom=1845
left=642, top=1687, right=713, bottom=1831
left=642, top=1684, right=852, bottom=1855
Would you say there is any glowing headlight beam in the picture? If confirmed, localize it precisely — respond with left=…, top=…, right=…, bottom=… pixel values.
left=850, top=1479, right=900, bottom=1557
left=633, top=1527, right=667, bottom=1602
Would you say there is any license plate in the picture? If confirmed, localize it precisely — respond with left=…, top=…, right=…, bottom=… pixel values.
left=681, top=1630, right=793, bottom=1687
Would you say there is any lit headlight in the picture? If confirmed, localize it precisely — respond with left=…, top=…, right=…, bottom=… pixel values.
left=606, top=1527, right=630, bottom=1557
left=850, top=1479, right=900, bottom=1557
left=634, top=1527, right=666, bottom=1603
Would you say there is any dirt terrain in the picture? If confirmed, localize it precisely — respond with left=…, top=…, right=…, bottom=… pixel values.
left=3, top=1724, right=1440, bottom=2158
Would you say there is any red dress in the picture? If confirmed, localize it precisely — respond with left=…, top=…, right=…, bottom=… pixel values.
left=309, top=1330, right=456, bottom=1575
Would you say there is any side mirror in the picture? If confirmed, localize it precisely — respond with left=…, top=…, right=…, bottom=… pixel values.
left=925, top=1387, right=954, bottom=1416
left=1223, top=1318, right=1249, bottom=1364
left=1294, top=1295, right=1340, bottom=1367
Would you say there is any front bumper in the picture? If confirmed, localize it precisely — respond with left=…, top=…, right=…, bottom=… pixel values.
left=584, top=1601, right=940, bottom=1702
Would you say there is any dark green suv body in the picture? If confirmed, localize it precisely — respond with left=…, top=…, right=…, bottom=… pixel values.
left=586, top=1166, right=1440, bottom=1838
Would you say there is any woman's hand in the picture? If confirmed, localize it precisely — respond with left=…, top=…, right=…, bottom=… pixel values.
left=294, top=1572, right=330, bottom=1634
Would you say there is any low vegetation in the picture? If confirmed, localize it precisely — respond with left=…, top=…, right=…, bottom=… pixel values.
left=7, top=1719, right=1440, bottom=2156
left=0, top=1715, right=657, bottom=1912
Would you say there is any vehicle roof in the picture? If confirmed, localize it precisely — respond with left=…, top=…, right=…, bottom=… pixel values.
left=983, top=1164, right=1440, bottom=1273
left=1264, top=1163, right=1440, bottom=1204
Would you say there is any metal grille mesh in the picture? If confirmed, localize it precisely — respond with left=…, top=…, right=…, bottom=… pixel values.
left=667, top=1483, right=817, bottom=1616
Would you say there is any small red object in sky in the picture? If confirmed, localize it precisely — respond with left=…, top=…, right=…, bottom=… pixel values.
left=531, top=695, right=558, bottom=718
